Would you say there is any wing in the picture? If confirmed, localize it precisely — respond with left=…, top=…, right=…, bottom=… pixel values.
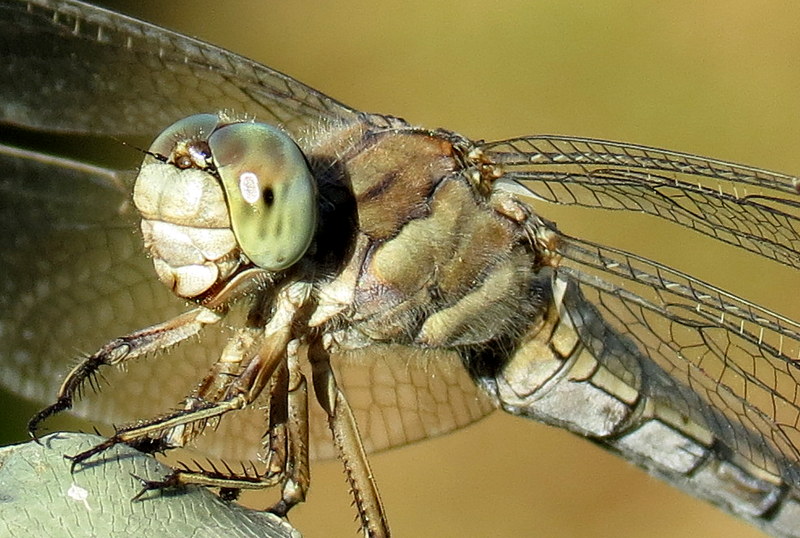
left=189, top=346, right=496, bottom=463
left=482, top=136, right=800, bottom=268
left=479, top=135, right=800, bottom=529
left=0, top=0, right=358, bottom=138
left=557, top=234, right=800, bottom=479
left=0, top=143, right=197, bottom=411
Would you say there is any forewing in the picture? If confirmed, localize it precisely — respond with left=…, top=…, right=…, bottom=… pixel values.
left=482, top=136, right=800, bottom=268
left=0, top=0, right=357, bottom=138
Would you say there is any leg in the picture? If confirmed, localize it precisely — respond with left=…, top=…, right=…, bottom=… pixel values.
left=70, top=282, right=315, bottom=513
left=309, top=338, right=391, bottom=538
left=28, top=306, right=223, bottom=438
left=266, top=339, right=310, bottom=516
left=134, top=354, right=310, bottom=507
left=68, top=314, right=292, bottom=467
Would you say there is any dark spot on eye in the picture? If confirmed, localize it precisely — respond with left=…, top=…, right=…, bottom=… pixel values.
left=263, top=187, right=275, bottom=207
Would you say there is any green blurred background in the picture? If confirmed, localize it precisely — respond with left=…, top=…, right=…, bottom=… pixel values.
left=3, top=1, right=800, bottom=536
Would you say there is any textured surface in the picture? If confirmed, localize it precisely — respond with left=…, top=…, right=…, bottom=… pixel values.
left=0, top=433, right=298, bottom=537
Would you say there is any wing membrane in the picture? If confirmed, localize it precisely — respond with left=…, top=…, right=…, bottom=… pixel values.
left=191, top=346, right=495, bottom=463
left=0, top=0, right=357, bottom=138
left=0, top=142, right=191, bottom=406
left=553, top=230, right=800, bottom=485
left=483, top=135, right=800, bottom=268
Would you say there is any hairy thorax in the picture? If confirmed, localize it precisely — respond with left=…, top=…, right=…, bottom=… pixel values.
left=306, top=116, right=551, bottom=354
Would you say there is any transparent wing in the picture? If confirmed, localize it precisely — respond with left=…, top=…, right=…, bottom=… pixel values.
left=481, top=136, right=800, bottom=268
left=481, top=134, right=800, bottom=487
left=556, top=232, right=800, bottom=486
left=0, top=0, right=357, bottom=138
left=0, top=142, right=191, bottom=409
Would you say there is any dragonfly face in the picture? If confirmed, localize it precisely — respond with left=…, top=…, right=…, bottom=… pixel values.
left=1, top=2, right=800, bottom=532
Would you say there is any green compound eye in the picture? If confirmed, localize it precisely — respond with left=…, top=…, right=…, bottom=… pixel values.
left=209, top=122, right=317, bottom=271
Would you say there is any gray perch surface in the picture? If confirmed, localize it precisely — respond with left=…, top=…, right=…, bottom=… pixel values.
left=0, top=432, right=299, bottom=537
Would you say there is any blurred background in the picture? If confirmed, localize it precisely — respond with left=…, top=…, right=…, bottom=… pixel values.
left=3, top=1, right=800, bottom=536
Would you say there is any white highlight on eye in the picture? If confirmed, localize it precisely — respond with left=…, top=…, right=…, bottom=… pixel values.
left=238, top=171, right=261, bottom=204
left=67, top=483, right=92, bottom=510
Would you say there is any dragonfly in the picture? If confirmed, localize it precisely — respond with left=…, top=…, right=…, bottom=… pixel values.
left=0, top=1, right=798, bottom=537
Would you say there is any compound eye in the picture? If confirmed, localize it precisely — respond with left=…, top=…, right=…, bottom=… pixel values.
left=209, top=122, right=317, bottom=271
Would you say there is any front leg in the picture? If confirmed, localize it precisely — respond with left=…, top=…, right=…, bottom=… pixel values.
left=28, top=307, right=224, bottom=438
left=65, top=394, right=249, bottom=469
left=67, top=313, right=294, bottom=468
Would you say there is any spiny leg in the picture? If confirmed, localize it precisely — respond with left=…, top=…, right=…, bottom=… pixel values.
left=67, top=315, right=292, bottom=468
left=265, top=340, right=310, bottom=516
left=28, top=307, right=224, bottom=439
left=309, top=338, right=390, bottom=538
left=133, top=458, right=281, bottom=502
left=70, top=282, right=316, bottom=513
left=140, top=350, right=311, bottom=509
left=67, top=393, right=250, bottom=469
left=127, top=364, right=286, bottom=498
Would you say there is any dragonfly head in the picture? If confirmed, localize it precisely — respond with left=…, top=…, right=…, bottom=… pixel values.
left=133, top=113, right=318, bottom=298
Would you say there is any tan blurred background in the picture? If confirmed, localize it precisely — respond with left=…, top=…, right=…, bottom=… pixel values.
left=6, top=1, right=800, bottom=536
